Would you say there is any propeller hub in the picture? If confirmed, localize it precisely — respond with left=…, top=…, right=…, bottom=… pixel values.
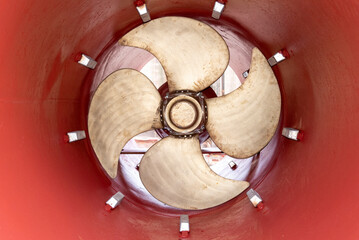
left=161, top=91, right=207, bottom=136
left=169, top=100, right=198, bottom=129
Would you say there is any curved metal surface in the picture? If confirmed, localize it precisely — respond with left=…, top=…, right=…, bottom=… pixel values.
left=119, top=16, right=229, bottom=92
left=0, top=0, right=359, bottom=239
left=88, top=69, right=162, bottom=178
left=139, top=136, right=249, bottom=210
left=206, top=47, right=281, bottom=158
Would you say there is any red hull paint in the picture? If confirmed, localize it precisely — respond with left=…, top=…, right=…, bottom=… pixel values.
left=1, top=0, right=359, bottom=239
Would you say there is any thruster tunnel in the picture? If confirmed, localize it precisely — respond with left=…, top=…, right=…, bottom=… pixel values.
left=1, top=0, right=359, bottom=239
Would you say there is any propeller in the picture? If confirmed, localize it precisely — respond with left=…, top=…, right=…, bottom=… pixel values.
left=88, top=16, right=281, bottom=210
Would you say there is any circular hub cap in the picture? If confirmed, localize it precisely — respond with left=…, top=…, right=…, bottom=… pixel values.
left=169, top=99, right=198, bottom=129
left=161, top=91, right=207, bottom=136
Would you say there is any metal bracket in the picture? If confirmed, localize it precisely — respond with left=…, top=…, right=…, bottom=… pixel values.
left=242, top=49, right=289, bottom=78
left=242, top=70, right=249, bottom=78
left=267, top=49, right=289, bottom=66
left=212, top=1, right=226, bottom=20
left=228, top=161, right=237, bottom=170
left=179, top=215, right=190, bottom=238
left=76, top=53, right=97, bottom=69
left=106, top=191, right=124, bottom=210
left=135, top=0, right=151, bottom=23
left=282, top=127, right=304, bottom=141
left=64, top=130, right=86, bottom=143
left=246, top=188, right=263, bottom=208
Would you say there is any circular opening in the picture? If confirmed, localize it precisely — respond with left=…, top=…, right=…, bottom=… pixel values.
left=86, top=16, right=282, bottom=215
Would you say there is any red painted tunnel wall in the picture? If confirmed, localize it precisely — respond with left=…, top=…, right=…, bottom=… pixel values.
left=0, top=0, right=359, bottom=239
